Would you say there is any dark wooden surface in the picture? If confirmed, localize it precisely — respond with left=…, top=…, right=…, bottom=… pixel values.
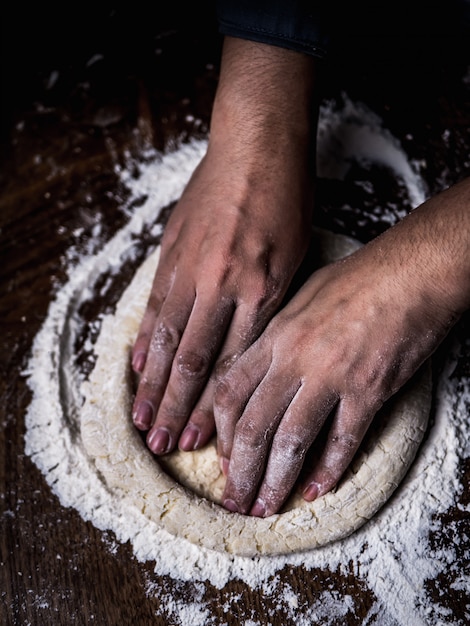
left=1, top=6, right=469, bottom=625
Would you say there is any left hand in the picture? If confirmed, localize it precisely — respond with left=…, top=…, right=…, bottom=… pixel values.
left=214, top=197, right=469, bottom=517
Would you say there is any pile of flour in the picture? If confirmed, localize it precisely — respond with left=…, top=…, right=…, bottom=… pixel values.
left=24, top=96, right=469, bottom=625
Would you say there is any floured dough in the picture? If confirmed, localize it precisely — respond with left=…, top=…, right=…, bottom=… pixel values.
left=80, top=228, right=432, bottom=557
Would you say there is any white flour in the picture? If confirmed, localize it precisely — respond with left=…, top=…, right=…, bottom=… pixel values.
left=24, top=96, right=469, bottom=625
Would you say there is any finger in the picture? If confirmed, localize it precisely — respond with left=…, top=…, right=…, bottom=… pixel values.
left=213, top=338, right=271, bottom=468
left=178, top=300, right=272, bottom=454
left=131, top=265, right=174, bottom=374
left=250, top=387, right=337, bottom=517
left=176, top=292, right=276, bottom=455
left=132, top=307, right=157, bottom=374
left=301, top=398, right=377, bottom=501
left=178, top=379, right=217, bottom=451
left=132, top=278, right=195, bottom=431
left=220, top=371, right=301, bottom=515
left=145, top=294, right=235, bottom=454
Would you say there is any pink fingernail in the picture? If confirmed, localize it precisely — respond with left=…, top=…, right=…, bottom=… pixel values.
left=148, top=428, right=172, bottom=454
left=132, top=351, right=146, bottom=373
left=223, top=499, right=239, bottom=513
left=303, top=482, right=320, bottom=501
left=133, top=401, right=153, bottom=430
left=250, top=499, right=266, bottom=518
left=179, top=425, right=200, bottom=451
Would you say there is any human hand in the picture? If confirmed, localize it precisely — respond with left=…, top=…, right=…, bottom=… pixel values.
left=215, top=195, right=470, bottom=517
left=131, top=36, right=318, bottom=456
left=131, top=146, right=312, bottom=455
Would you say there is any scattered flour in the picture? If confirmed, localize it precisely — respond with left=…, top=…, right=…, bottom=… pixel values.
left=23, top=95, right=469, bottom=625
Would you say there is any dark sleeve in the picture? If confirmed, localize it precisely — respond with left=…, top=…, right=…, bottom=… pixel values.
left=216, top=0, right=331, bottom=58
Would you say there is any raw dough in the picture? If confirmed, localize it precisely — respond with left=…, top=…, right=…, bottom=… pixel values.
left=80, top=228, right=432, bottom=557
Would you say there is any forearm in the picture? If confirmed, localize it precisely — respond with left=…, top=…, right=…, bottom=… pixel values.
left=370, top=176, right=470, bottom=324
left=209, top=36, right=320, bottom=165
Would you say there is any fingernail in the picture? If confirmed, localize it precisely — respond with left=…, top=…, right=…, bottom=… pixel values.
left=250, top=498, right=266, bottom=518
left=132, top=350, right=146, bottom=373
left=303, top=481, right=320, bottom=501
left=219, top=457, right=229, bottom=476
left=133, top=401, right=153, bottom=430
left=223, top=498, right=239, bottom=513
left=147, top=427, right=172, bottom=454
left=179, top=425, right=200, bottom=451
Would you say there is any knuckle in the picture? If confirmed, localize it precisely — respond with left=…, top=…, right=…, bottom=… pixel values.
left=214, top=378, right=237, bottom=413
left=136, top=375, right=163, bottom=404
left=330, top=431, right=360, bottom=454
left=159, top=402, right=188, bottom=425
left=266, top=432, right=309, bottom=486
left=150, top=321, right=179, bottom=353
left=317, top=466, right=338, bottom=492
left=176, top=350, right=210, bottom=380
left=276, top=431, right=308, bottom=460
left=189, top=406, right=214, bottom=428
left=235, top=418, right=269, bottom=452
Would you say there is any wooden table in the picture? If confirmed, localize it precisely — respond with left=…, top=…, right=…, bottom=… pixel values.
left=2, top=7, right=469, bottom=625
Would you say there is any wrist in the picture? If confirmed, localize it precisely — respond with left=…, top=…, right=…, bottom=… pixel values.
left=210, top=36, right=319, bottom=158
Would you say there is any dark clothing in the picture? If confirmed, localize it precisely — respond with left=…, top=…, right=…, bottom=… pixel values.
left=216, top=0, right=470, bottom=60
left=216, top=0, right=330, bottom=58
